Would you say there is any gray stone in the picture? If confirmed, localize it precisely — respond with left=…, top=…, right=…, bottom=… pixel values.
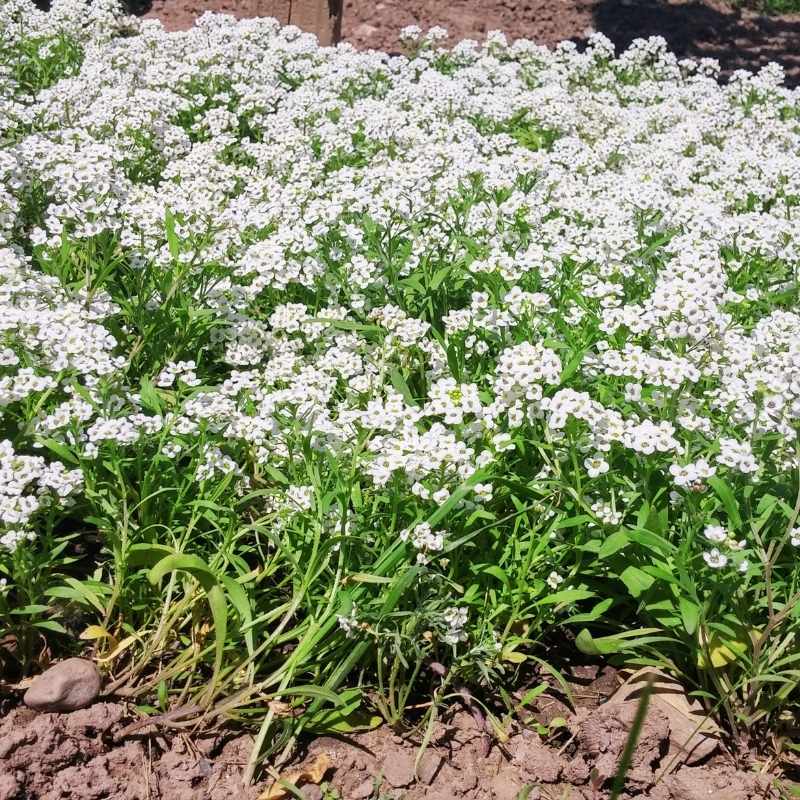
left=23, top=658, right=101, bottom=713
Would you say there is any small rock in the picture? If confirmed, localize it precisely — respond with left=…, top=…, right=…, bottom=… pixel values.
left=350, top=777, right=375, bottom=799
left=381, top=750, right=415, bottom=788
left=23, top=658, right=101, bottom=713
left=301, top=785, right=323, bottom=800
left=353, top=22, right=378, bottom=38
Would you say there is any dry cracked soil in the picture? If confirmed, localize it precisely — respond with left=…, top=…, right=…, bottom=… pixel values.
left=0, top=664, right=784, bottom=800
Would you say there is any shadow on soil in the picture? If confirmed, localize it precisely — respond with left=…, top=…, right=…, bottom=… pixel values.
left=593, top=0, right=800, bottom=82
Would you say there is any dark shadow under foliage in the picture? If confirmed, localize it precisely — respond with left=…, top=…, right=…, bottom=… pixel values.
left=593, top=0, right=800, bottom=83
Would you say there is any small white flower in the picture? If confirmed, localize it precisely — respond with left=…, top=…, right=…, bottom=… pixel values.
left=441, top=606, right=468, bottom=645
left=703, top=524, right=728, bottom=544
left=584, top=456, right=610, bottom=478
left=624, top=383, right=642, bottom=402
left=703, top=549, right=728, bottom=569
left=337, top=605, right=359, bottom=638
left=546, top=571, right=564, bottom=589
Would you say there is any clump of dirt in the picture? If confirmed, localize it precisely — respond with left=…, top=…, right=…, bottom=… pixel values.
left=293, top=705, right=773, bottom=800
left=0, top=703, right=265, bottom=800
left=0, top=693, right=777, bottom=800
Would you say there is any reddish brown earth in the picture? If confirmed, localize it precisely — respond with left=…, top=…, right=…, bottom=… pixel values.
left=137, top=0, right=800, bottom=83
left=0, top=664, right=785, bottom=800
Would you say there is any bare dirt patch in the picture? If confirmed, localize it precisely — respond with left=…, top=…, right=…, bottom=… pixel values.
left=0, top=685, right=779, bottom=800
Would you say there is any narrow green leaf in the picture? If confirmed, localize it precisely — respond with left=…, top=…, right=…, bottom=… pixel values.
left=708, top=477, right=743, bottom=529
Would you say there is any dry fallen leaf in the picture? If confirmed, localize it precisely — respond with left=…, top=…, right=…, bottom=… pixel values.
left=609, top=667, right=721, bottom=767
left=258, top=753, right=332, bottom=800
left=267, top=700, right=292, bottom=715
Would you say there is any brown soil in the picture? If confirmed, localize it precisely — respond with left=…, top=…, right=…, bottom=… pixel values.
left=135, top=0, right=800, bottom=84
left=0, top=665, right=782, bottom=800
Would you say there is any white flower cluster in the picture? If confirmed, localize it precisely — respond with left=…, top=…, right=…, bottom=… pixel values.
left=400, top=522, right=445, bottom=563
left=1, top=1, right=799, bottom=590
left=0, top=439, right=82, bottom=550
left=441, top=606, right=469, bottom=644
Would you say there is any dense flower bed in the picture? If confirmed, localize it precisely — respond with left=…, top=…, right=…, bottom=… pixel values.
left=2, top=0, right=800, bottom=762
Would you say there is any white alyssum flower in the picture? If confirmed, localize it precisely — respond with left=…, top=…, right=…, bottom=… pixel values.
left=584, top=456, right=610, bottom=478
left=703, top=549, right=728, bottom=569
left=441, top=606, right=468, bottom=644
left=547, top=571, right=564, bottom=590
left=703, top=524, right=728, bottom=544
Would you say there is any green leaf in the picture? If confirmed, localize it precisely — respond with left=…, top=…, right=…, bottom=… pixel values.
left=380, top=566, right=422, bottom=613
left=204, top=583, right=228, bottom=699
left=33, top=620, right=68, bottom=634
left=620, top=565, right=655, bottom=598
left=575, top=627, right=667, bottom=656
left=554, top=514, right=593, bottom=530
left=148, top=553, right=227, bottom=699
left=139, top=376, right=162, bottom=414
left=148, top=553, right=217, bottom=587
left=267, top=685, right=344, bottom=706
left=46, top=577, right=107, bottom=614
left=599, top=530, right=630, bottom=558
left=346, top=572, right=392, bottom=585
left=306, top=318, right=382, bottom=334
left=263, top=465, right=290, bottom=485
left=563, top=597, right=614, bottom=625
left=219, top=574, right=254, bottom=658
left=127, top=543, right=175, bottom=569
left=482, top=565, right=510, bottom=588
left=433, top=470, right=488, bottom=533
left=708, top=477, right=743, bottom=529
left=559, top=347, right=586, bottom=384
left=306, top=703, right=381, bottom=734
left=519, top=683, right=549, bottom=707
left=679, top=597, right=700, bottom=635
left=537, top=588, right=595, bottom=606
left=389, top=367, right=416, bottom=406
left=11, top=604, right=50, bottom=615
left=430, top=264, right=452, bottom=290
left=164, top=207, right=180, bottom=261
left=626, top=527, right=676, bottom=555
left=38, top=438, right=79, bottom=465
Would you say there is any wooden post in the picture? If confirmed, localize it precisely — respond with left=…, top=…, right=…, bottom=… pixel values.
left=287, top=0, right=342, bottom=46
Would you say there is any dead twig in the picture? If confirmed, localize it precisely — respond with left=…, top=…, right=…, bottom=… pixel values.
left=114, top=704, right=204, bottom=742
